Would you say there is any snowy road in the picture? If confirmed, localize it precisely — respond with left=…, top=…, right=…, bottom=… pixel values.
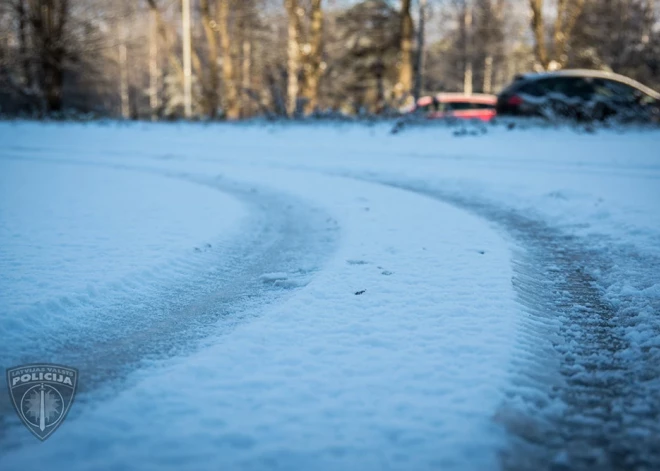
left=0, top=157, right=339, bottom=433
left=359, top=178, right=660, bottom=470
left=0, top=122, right=659, bottom=471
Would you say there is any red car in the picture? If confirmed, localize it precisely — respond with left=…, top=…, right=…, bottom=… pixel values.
left=413, top=93, right=497, bottom=122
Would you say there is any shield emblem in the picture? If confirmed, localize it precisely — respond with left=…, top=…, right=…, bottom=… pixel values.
left=6, top=364, right=78, bottom=441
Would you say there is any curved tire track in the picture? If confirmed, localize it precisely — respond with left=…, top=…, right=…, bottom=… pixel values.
left=358, top=176, right=660, bottom=471
left=0, top=157, right=339, bottom=449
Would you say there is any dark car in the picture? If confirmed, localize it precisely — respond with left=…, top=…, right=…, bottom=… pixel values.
left=496, top=69, right=660, bottom=122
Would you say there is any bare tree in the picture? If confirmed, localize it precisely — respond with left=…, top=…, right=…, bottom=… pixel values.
left=529, top=0, right=586, bottom=70
left=395, top=0, right=414, bottom=101
left=200, top=0, right=219, bottom=118
left=218, top=0, right=239, bottom=119
left=413, top=0, right=427, bottom=101
left=463, top=0, right=473, bottom=94
left=284, top=0, right=302, bottom=116
left=17, top=0, right=31, bottom=89
left=181, top=0, right=192, bottom=117
left=233, top=0, right=262, bottom=118
left=118, top=20, right=130, bottom=118
left=241, top=37, right=252, bottom=116
left=146, top=0, right=184, bottom=85
left=26, top=0, right=71, bottom=112
left=148, top=7, right=160, bottom=119
left=302, top=0, right=323, bottom=114
left=0, top=0, right=657, bottom=118
left=480, top=0, right=493, bottom=94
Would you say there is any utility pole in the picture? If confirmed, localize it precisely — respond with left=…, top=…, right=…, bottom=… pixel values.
left=182, top=0, right=192, bottom=118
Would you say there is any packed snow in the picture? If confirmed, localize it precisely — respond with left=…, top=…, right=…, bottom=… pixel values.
left=0, top=121, right=658, bottom=471
left=0, top=159, right=248, bottom=316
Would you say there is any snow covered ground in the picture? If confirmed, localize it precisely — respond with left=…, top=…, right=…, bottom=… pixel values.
left=0, top=121, right=659, bottom=471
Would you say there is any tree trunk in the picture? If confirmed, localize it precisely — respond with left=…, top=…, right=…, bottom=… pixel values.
left=396, top=0, right=413, bottom=101
left=200, top=0, right=219, bottom=118
left=553, top=0, right=568, bottom=60
left=267, top=66, right=287, bottom=116
left=375, top=59, right=385, bottom=113
left=28, top=0, right=69, bottom=113
left=493, top=0, right=506, bottom=90
left=17, top=0, right=32, bottom=88
left=555, top=0, right=585, bottom=66
left=483, top=55, right=493, bottom=94
left=181, top=0, right=192, bottom=117
left=529, top=0, right=585, bottom=69
left=413, top=0, right=426, bottom=102
left=242, top=38, right=252, bottom=117
left=119, top=22, right=130, bottom=119
left=149, top=8, right=159, bottom=120
left=463, top=1, right=473, bottom=95
left=145, top=0, right=184, bottom=84
left=529, top=0, right=549, bottom=69
left=43, top=56, right=64, bottom=112
left=303, top=0, right=323, bottom=115
left=218, top=0, right=239, bottom=119
left=284, top=0, right=302, bottom=117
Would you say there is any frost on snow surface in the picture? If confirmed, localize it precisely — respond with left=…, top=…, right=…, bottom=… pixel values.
left=0, top=122, right=659, bottom=471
